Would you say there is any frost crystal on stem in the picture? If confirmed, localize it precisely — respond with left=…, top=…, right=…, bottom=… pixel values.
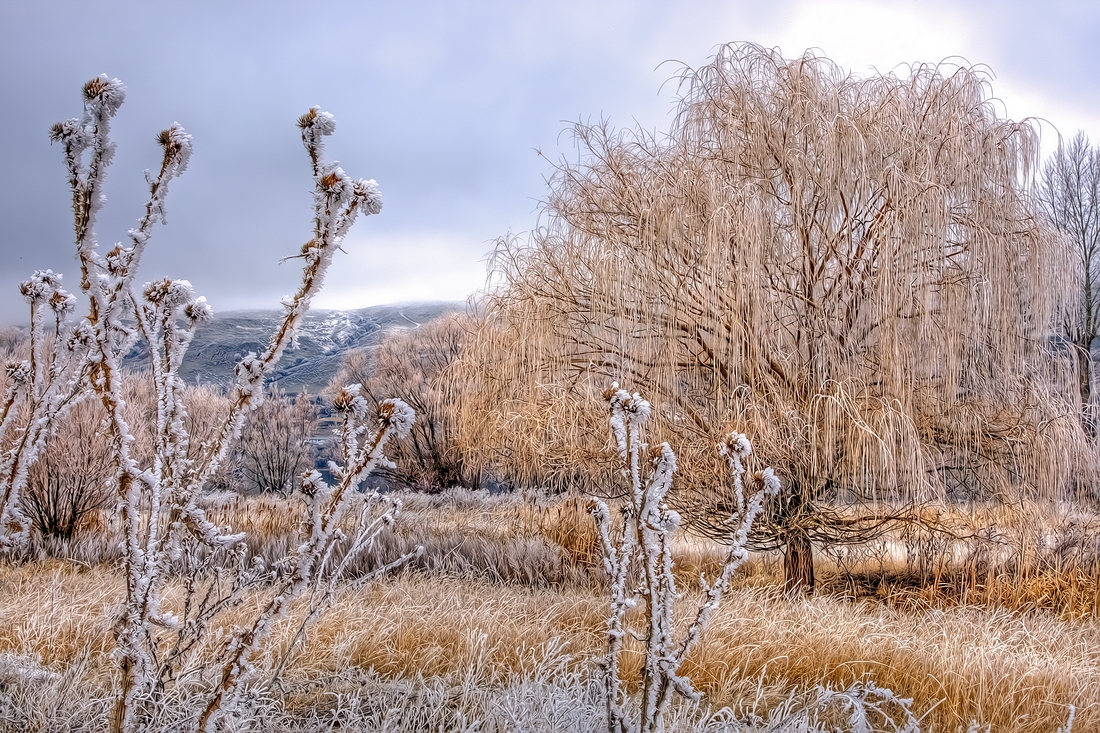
left=3, top=77, right=412, bottom=733
left=590, top=383, right=780, bottom=733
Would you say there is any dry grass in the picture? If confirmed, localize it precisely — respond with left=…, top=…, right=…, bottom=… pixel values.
left=3, top=491, right=1098, bottom=730
left=26, top=491, right=1100, bottom=615
left=0, top=560, right=1090, bottom=731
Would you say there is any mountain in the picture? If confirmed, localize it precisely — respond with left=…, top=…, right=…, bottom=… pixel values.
left=123, top=302, right=459, bottom=394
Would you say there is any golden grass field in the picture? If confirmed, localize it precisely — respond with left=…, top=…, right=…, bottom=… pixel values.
left=0, top=490, right=1094, bottom=731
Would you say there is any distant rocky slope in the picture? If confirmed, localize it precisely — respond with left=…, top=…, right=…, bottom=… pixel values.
left=123, top=302, right=459, bottom=394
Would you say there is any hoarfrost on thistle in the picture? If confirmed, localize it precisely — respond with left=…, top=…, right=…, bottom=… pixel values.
left=591, top=384, right=780, bottom=733
left=0, top=77, right=407, bottom=733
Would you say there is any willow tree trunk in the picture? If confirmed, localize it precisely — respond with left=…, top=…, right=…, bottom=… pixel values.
left=776, top=484, right=815, bottom=597
left=784, top=529, right=815, bottom=597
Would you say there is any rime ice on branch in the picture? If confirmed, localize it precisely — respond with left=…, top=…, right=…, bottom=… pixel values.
left=591, top=383, right=779, bottom=733
left=0, top=270, right=88, bottom=549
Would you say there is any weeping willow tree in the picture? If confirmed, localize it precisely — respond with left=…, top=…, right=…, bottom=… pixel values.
left=453, top=44, right=1093, bottom=594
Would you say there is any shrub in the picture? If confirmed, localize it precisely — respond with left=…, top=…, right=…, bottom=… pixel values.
left=20, top=398, right=114, bottom=540
left=230, top=386, right=319, bottom=494
left=331, top=312, right=475, bottom=490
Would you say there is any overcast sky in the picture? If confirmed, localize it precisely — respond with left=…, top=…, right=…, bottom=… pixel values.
left=1, top=0, right=1098, bottom=325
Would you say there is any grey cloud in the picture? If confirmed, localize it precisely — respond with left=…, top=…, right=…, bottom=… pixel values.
left=1, top=0, right=1096, bottom=323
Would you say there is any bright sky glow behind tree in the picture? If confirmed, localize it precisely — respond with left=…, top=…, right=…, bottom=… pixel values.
left=0, top=0, right=1097, bottom=324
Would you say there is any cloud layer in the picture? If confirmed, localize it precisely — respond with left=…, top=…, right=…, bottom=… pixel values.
left=1, top=0, right=1096, bottom=324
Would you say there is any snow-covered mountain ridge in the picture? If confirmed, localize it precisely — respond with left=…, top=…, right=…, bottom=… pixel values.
left=123, top=302, right=458, bottom=394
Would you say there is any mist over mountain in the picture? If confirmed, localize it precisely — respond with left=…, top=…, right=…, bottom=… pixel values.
left=123, top=302, right=459, bottom=394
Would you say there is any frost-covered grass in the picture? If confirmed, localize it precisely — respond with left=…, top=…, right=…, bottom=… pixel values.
left=0, top=544, right=1092, bottom=732
left=0, top=644, right=926, bottom=733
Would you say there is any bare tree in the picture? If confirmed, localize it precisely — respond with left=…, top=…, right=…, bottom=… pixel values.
left=1037, top=131, right=1100, bottom=436
left=231, top=386, right=319, bottom=494
left=455, top=44, right=1090, bottom=595
left=332, top=313, right=473, bottom=489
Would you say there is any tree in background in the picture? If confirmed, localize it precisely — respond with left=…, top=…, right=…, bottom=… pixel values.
left=231, top=386, right=319, bottom=494
left=455, top=44, right=1090, bottom=595
left=1037, top=131, right=1100, bottom=437
left=331, top=313, right=473, bottom=490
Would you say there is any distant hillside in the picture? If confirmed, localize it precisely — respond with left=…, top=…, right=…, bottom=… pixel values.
left=123, top=302, right=459, bottom=394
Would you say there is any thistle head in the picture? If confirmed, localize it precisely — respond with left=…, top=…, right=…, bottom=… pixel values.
left=297, top=106, right=336, bottom=137
left=317, top=162, right=353, bottom=205
left=20, top=270, right=64, bottom=304
left=142, top=278, right=195, bottom=311
left=183, top=296, right=213, bottom=324
left=105, top=245, right=133, bottom=277
left=377, top=398, right=415, bottom=439
left=298, top=470, right=326, bottom=499
left=48, top=118, right=89, bottom=149
left=604, top=382, right=651, bottom=423
left=718, top=432, right=752, bottom=463
left=48, top=289, right=76, bottom=316
left=82, top=75, right=126, bottom=117
left=353, top=179, right=383, bottom=216
left=156, top=124, right=193, bottom=175
left=332, top=383, right=368, bottom=416
left=5, top=361, right=30, bottom=384
left=66, top=322, right=95, bottom=350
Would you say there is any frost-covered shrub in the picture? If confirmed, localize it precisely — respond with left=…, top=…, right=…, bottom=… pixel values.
left=591, top=384, right=780, bottom=733
left=0, top=77, right=416, bottom=733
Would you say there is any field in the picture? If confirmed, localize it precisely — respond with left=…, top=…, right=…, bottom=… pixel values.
left=0, top=491, right=1092, bottom=732
left=3, top=42, right=1097, bottom=733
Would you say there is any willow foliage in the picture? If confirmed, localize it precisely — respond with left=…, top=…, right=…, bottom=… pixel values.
left=454, top=44, right=1092, bottom=581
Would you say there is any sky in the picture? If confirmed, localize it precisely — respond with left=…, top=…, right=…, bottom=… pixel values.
left=0, top=0, right=1098, bottom=325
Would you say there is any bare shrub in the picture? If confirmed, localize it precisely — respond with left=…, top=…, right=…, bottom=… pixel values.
left=20, top=398, right=114, bottom=540
left=15, top=364, right=231, bottom=543
left=230, top=386, right=319, bottom=494
left=0, top=328, right=26, bottom=363
left=331, top=312, right=474, bottom=490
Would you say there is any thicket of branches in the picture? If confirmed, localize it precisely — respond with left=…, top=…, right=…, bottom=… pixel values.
left=330, top=312, right=476, bottom=490
left=452, top=43, right=1093, bottom=593
left=229, top=386, right=319, bottom=495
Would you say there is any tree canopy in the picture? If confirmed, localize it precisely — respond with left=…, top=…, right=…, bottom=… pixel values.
left=453, top=44, right=1093, bottom=592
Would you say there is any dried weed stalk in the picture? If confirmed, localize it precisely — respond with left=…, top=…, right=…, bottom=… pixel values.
left=591, top=384, right=778, bottom=733
left=0, top=76, right=415, bottom=733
